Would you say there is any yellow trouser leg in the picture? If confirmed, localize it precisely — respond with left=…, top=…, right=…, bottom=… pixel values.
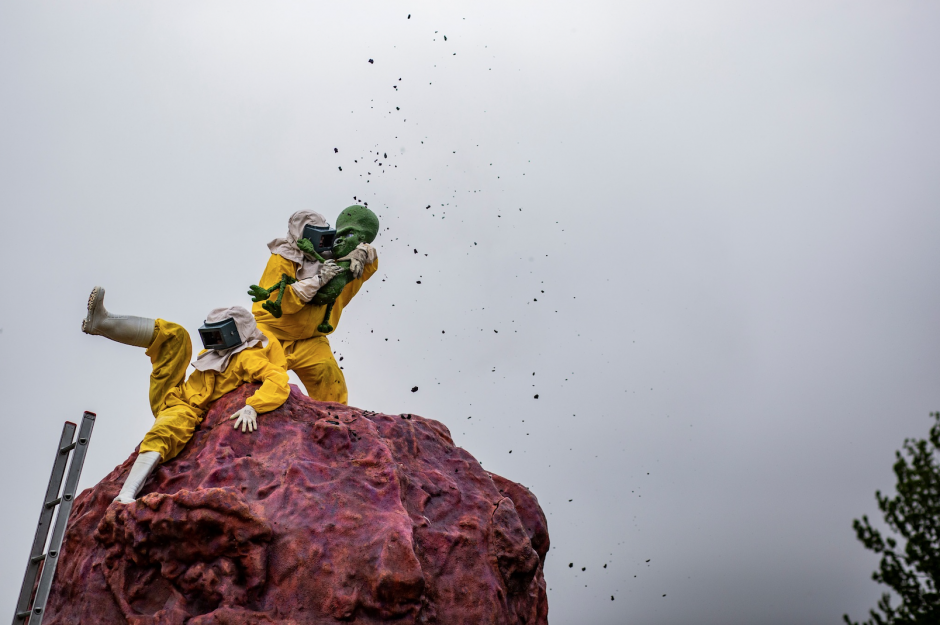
left=139, top=405, right=204, bottom=462
left=140, top=319, right=200, bottom=462
left=145, top=319, right=193, bottom=417
left=285, top=335, right=348, bottom=404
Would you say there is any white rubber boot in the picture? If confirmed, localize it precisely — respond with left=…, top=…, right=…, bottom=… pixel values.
left=113, top=451, right=161, bottom=504
left=81, top=286, right=156, bottom=348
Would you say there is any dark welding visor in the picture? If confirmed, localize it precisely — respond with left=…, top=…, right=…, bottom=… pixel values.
left=198, top=317, right=242, bottom=351
left=302, top=224, right=336, bottom=256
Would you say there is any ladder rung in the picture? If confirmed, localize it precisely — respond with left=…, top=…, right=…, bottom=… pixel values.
left=14, top=611, right=30, bottom=619
left=59, top=442, right=76, bottom=454
left=43, top=498, right=61, bottom=509
left=29, top=554, right=45, bottom=564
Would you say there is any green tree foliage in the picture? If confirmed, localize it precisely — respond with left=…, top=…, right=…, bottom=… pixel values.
left=845, top=412, right=940, bottom=625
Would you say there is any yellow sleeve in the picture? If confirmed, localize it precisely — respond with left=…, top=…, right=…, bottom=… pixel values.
left=253, top=254, right=306, bottom=317
left=339, top=257, right=379, bottom=307
left=240, top=348, right=290, bottom=414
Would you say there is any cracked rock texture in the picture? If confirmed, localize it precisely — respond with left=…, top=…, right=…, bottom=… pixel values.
left=43, top=385, right=549, bottom=624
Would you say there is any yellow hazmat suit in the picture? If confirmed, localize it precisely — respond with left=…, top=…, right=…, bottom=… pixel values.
left=252, top=254, right=378, bottom=404
left=139, top=319, right=290, bottom=462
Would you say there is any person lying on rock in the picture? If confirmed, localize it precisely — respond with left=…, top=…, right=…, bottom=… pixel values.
left=250, top=206, right=379, bottom=404
left=82, top=289, right=290, bottom=503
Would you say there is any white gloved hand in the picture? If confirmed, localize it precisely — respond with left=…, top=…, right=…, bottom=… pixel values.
left=318, top=259, right=345, bottom=283
left=342, top=243, right=378, bottom=279
left=229, top=405, right=258, bottom=433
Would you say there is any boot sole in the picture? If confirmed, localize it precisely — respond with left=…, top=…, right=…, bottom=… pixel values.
left=82, top=286, right=103, bottom=334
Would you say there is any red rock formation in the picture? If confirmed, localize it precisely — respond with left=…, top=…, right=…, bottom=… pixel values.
left=43, top=385, right=549, bottom=624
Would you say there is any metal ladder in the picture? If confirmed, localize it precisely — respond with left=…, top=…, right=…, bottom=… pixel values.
left=12, top=412, right=96, bottom=625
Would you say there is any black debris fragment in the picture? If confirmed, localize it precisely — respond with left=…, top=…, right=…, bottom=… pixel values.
left=334, top=147, right=338, bottom=153
left=368, top=59, right=374, bottom=64
left=411, top=386, right=419, bottom=392
left=568, top=563, right=573, bottom=568
left=407, top=13, right=410, bottom=18
left=534, top=394, right=539, bottom=399
left=416, top=281, right=421, bottom=284
left=414, top=249, right=418, bottom=254
left=338, top=166, right=342, bottom=171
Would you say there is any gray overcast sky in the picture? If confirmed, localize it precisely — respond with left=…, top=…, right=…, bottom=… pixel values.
left=2, top=2, right=939, bottom=623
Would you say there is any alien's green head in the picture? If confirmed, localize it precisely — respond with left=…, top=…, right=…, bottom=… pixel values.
left=331, top=205, right=379, bottom=258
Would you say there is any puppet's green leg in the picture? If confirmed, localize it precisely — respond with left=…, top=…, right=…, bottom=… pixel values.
left=260, top=278, right=286, bottom=318
left=317, top=301, right=335, bottom=333
left=258, top=274, right=297, bottom=319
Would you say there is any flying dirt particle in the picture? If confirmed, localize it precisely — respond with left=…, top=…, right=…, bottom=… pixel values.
left=611, top=596, right=615, bottom=601
left=407, top=13, right=410, bottom=18
left=411, top=386, right=419, bottom=392
left=416, top=281, right=421, bottom=284
left=569, top=563, right=573, bottom=568
left=534, top=394, right=539, bottom=399
left=338, top=166, right=342, bottom=171
left=368, top=59, right=374, bottom=64
left=414, top=249, right=418, bottom=254
left=334, top=147, right=338, bottom=153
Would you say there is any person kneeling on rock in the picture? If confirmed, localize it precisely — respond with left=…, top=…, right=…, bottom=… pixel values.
left=251, top=206, right=379, bottom=404
left=82, top=287, right=290, bottom=504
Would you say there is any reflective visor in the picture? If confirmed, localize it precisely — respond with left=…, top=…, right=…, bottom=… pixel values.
left=302, top=224, right=336, bottom=255
left=198, top=317, right=242, bottom=351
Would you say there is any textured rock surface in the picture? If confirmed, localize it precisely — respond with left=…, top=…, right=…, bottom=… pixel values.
left=43, top=385, right=549, bottom=624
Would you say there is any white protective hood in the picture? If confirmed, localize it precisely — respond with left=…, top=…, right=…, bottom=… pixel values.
left=266, top=210, right=329, bottom=280
left=192, top=306, right=268, bottom=373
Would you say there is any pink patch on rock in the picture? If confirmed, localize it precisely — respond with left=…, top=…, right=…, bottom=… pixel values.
left=42, top=385, right=549, bottom=624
